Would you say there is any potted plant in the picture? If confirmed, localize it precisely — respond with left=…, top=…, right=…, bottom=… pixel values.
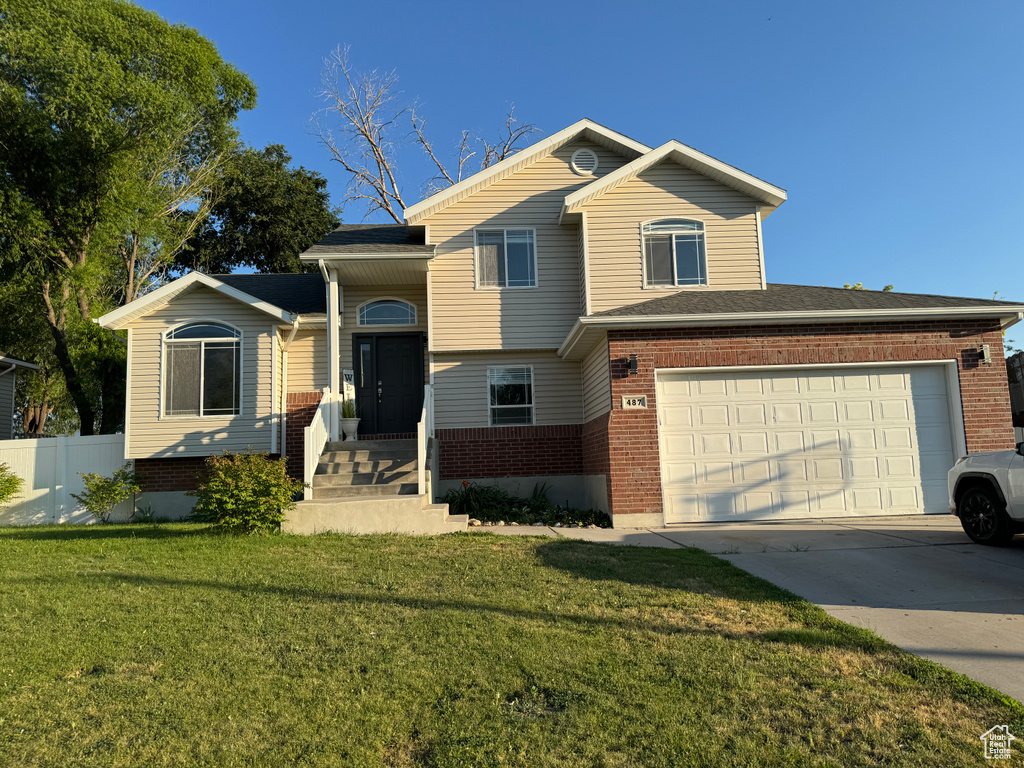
left=340, top=398, right=360, bottom=441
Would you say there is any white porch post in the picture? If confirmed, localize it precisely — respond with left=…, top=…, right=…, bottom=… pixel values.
left=326, top=267, right=341, bottom=441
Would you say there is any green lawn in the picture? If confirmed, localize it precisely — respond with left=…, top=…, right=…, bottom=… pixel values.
left=0, top=524, right=1019, bottom=767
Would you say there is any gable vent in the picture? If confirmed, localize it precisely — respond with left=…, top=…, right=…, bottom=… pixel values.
left=570, top=148, right=599, bottom=176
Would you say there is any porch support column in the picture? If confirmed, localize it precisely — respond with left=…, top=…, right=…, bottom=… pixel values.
left=326, top=266, right=341, bottom=441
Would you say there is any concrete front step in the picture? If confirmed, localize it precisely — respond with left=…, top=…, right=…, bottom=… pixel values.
left=320, top=449, right=418, bottom=464
left=312, top=483, right=418, bottom=499
left=283, top=494, right=467, bottom=535
left=312, top=469, right=417, bottom=488
left=324, top=439, right=417, bottom=453
left=316, top=458, right=417, bottom=475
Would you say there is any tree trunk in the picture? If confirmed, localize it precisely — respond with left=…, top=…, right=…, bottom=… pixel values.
left=45, top=321, right=96, bottom=435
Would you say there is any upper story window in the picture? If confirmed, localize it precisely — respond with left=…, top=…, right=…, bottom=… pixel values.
left=163, top=322, right=241, bottom=417
left=476, top=229, right=537, bottom=289
left=357, top=299, right=417, bottom=326
left=642, top=219, right=707, bottom=287
left=488, top=366, right=534, bottom=425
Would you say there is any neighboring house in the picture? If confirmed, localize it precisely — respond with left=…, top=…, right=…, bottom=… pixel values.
left=0, top=354, right=39, bottom=440
left=97, top=119, right=1024, bottom=528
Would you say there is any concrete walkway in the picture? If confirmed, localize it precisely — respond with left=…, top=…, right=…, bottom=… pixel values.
left=483, top=516, right=1024, bottom=702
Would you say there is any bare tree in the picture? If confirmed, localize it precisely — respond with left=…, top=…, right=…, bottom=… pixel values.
left=313, top=46, right=538, bottom=223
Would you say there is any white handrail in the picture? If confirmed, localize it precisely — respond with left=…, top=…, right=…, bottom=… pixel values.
left=417, top=384, right=434, bottom=495
left=303, top=387, right=332, bottom=501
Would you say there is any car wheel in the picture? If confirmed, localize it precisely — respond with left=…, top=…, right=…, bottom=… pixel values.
left=958, top=486, right=1015, bottom=546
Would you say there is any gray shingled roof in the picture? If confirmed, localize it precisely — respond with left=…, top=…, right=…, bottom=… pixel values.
left=212, top=274, right=326, bottom=315
left=302, top=224, right=433, bottom=255
left=593, top=283, right=1024, bottom=317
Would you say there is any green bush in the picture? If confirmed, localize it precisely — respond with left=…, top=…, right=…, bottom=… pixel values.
left=72, top=464, right=140, bottom=522
left=0, top=462, right=24, bottom=507
left=441, top=481, right=610, bottom=527
left=340, top=398, right=357, bottom=418
left=188, top=450, right=304, bottom=534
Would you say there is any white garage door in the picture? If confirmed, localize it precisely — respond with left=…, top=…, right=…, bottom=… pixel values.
left=657, top=365, right=958, bottom=523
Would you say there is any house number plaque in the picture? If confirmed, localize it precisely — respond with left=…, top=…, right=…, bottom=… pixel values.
left=621, top=395, right=648, bottom=410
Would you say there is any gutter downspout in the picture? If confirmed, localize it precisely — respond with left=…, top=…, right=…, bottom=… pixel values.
left=0, top=364, right=17, bottom=378
left=280, top=316, right=301, bottom=464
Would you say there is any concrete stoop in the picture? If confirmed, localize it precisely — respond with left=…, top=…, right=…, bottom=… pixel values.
left=283, top=439, right=467, bottom=535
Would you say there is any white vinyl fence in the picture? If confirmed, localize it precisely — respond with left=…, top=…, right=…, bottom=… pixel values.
left=0, top=434, right=132, bottom=526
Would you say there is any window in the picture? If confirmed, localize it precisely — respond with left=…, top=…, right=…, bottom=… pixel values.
left=642, top=219, right=707, bottom=287
left=163, top=322, right=241, bottom=417
left=476, top=229, right=536, bottom=288
left=358, top=299, right=416, bottom=326
left=488, top=366, right=534, bottom=426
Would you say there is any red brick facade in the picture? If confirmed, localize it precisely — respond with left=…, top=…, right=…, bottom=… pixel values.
left=135, top=457, right=210, bottom=493
left=437, top=424, right=583, bottom=480
left=603, top=320, right=1015, bottom=520
left=285, top=391, right=323, bottom=478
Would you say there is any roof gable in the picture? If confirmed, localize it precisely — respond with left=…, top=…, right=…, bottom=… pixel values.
left=561, top=141, right=787, bottom=222
left=95, top=272, right=296, bottom=330
left=402, top=119, right=650, bottom=225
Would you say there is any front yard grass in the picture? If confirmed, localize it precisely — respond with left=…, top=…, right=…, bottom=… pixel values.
left=0, top=524, right=1019, bottom=767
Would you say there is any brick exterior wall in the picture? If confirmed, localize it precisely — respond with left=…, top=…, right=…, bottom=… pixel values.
left=603, top=320, right=1015, bottom=520
left=285, top=391, right=323, bottom=478
left=135, top=457, right=210, bottom=493
left=437, top=424, right=584, bottom=480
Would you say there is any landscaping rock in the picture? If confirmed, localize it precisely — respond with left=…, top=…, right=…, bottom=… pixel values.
left=509, top=522, right=519, bottom=526
left=496, top=521, right=506, bottom=526
left=469, top=519, right=481, bottom=526
left=531, top=522, right=544, bottom=527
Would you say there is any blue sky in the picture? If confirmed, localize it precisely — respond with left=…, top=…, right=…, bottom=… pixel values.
left=142, top=0, right=1024, bottom=347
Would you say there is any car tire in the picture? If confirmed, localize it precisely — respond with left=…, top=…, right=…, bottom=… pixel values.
left=957, top=486, right=1015, bottom=546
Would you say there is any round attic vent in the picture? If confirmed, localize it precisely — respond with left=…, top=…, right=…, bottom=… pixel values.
left=570, top=148, right=599, bottom=176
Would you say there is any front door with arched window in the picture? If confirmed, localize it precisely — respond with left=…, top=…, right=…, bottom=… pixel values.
left=352, top=299, right=424, bottom=435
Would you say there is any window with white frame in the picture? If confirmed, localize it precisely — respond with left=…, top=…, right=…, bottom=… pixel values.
left=163, top=322, right=241, bottom=417
left=487, top=366, right=534, bottom=426
left=357, top=299, right=416, bottom=326
left=642, top=219, right=707, bottom=287
left=476, top=229, right=536, bottom=288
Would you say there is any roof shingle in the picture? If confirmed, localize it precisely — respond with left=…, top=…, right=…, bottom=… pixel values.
left=592, top=283, right=1024, bottom=317
left=302, top=224, right=433, bottom=255
left=212, top=274, right=326, bottom=315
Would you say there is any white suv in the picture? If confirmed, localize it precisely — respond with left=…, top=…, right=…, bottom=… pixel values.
left=947, top=442, right=1024, bottom=546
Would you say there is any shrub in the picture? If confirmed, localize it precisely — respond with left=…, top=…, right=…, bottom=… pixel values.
left=441, top=481, right=610, bottom=527
left=188, top=450, right=304, bottom=534
left=72, top=464, right=140, bottom=522
left=0, top=462, right=24, bottom=507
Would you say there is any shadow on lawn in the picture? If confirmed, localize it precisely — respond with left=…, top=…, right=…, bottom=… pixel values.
left=15, top=549, right=890, bottom=656
left=0, top=523, right=214, bottom=543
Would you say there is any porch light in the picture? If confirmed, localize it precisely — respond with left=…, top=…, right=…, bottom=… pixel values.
left=628, top=354, right=638, bottom=376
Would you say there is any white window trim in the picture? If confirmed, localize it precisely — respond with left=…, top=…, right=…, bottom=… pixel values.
left=160, top=319, right=243, bottom=419
left=355, top=297, right=419, bottom=328
left=486, top=364, right=535, bottom=426
left=640, top=218, right=710, bottom=290
left=474, top=228, right=539, bottom=290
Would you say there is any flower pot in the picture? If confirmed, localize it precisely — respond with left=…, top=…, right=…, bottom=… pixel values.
left=340, top=417, right=361, bottom=442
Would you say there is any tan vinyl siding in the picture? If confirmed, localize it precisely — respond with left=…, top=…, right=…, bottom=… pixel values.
left=581, top=336, right=611, bottom=421
left=124, top=286, right=275, bottom=459
left=0, top=372, right=14, bottom=439
left=433, top=351, right=583, bottom=429
left=423, top=140, right=630, bottom=351
left=577, top=217, right=587, bottom=315
left=286, top=330, right=328, bottom=393
left=583, top=164, right=764, bottom=313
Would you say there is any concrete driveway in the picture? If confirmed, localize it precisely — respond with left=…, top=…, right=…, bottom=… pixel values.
left=489, top=515, right=1024, bottom=702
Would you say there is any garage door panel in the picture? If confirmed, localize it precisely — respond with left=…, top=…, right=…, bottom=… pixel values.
left=657, top=364, right=957, bottom=523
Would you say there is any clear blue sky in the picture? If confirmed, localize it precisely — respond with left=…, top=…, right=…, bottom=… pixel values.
left=141, top=0, right=1024, bottom=347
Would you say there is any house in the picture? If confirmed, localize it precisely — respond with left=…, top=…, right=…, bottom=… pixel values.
left=96, top=119, right=1024, bottom=530
left=0, top=353, right=39, bottom=440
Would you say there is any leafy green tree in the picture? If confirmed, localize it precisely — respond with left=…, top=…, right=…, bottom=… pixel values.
left=0, top=0, right=256, bottom=434
left=177, top=144, right=340, bottom=274
left=844, top=283, right=894, bottom=291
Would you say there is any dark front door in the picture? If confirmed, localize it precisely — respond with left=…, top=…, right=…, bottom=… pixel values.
left=353, top=333, right=424, bottom=435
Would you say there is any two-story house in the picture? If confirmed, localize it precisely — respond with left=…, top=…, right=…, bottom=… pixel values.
left=98, top=119, right=1024, bottom=532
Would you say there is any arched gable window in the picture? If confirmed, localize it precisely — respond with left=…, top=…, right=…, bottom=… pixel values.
left=357, top=299, right=417, bottom=326
left=163, top=322, right=241, bottom=417
left=642, top=219, right=707, bottom=287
